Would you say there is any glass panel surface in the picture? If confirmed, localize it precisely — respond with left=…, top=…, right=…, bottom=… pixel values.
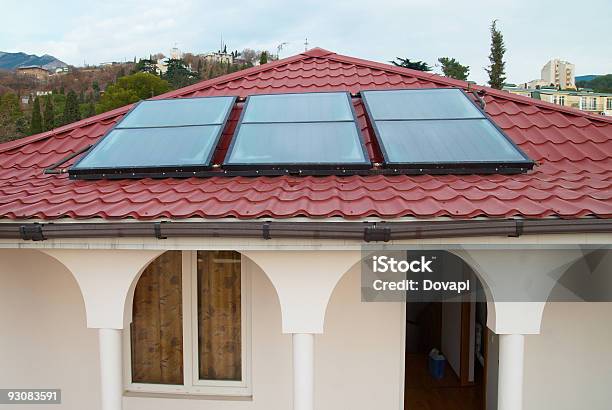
left=242, top=92, right=353, bottom=123
left=377, top=119, right=526, bottom=163
left=226, top=122, right=367, bottom=164
left=197, top=250, right=242, bottom=381
left=363, top=88, right=484, bottom=120
left=119, top=96, right=234, bottom=128
left=131, top=251, right=183, bottom=385
left=74, top=125, right=221, bottom=168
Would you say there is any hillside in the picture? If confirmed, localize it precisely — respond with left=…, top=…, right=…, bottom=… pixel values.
left=0, top=51, right=67, bottom=70
left=575, top=74, right=600, bottom=83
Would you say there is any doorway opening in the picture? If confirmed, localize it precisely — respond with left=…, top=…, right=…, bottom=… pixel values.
left=403, top=255, right=495, bottom=410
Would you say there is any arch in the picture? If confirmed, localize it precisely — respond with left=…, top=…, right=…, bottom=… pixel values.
left=123, top=250, right=285, bottom=329
left=0, top=248, right=89, bottom=322
left=41, top=249, right=165, bottom=329
left=323, top=249, right=497, bottom=331
left=241, top=250, right=362, bottom=333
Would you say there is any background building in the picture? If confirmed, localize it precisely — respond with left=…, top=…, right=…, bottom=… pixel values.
left=504, top=85, right=612, bottom=116
left=15, top=66, right=50, bottom=81
left=541, top=59, right=576, bottom=89
left=524, top=59, right=576, bottom=90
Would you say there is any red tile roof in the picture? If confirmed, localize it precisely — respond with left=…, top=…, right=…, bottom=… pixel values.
left=1, top=48, right=611, bottom=220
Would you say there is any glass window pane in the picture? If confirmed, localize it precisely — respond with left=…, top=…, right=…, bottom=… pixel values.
left=197, top=251, right=242, bottom=381
left=119, top=96, right=234, bottom=127
left=363, top=88, right=484, bottom=120
left=242, top=92, right=354, bottom=122
left=74, top=125, right=221, bottom=168
left=377, top=119, right=526, bottom=163
left=226, top=122, right=367, bottom=164
left=131, top=251, right=183, bottom=385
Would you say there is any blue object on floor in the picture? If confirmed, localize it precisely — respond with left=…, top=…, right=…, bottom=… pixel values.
left=428, top=350, right=446, bottom=380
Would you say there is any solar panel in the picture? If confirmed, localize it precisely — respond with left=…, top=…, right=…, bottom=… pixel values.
left=224, top=92, right=370, bottom=168
left=70, top=96, right=235, bottom=176
left=362, top=88, right=533, bottom=171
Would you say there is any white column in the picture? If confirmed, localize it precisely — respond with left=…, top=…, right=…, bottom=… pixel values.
left=293, top=333, right=314, bottom=410
left=99, top=329, right=123, bottom=410
left=498, top=334, right=525, bottom=410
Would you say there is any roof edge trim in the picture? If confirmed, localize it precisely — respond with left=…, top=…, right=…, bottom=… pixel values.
left=1, top=218, right=610, bottom=242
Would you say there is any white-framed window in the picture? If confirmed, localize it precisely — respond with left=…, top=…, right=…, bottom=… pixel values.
left=580, top=96, right=597, bottom=110
left=607, top=98, right=612, bottom=110
left=557, top=95, right=565, bottom=106
left=124, top=250, right=252, bottom=397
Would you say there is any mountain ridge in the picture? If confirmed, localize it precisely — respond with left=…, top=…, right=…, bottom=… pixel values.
left=0, top=51, right=68, bottom=71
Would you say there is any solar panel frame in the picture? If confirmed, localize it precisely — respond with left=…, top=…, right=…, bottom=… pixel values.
left=361, top=88, right=534, bottom=172
left=69, top=95, right=237, bottom=178
left=223, top=91, right=371, bottom=170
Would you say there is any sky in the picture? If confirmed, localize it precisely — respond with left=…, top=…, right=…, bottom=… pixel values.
left=1, top=0, right=610, bottom=85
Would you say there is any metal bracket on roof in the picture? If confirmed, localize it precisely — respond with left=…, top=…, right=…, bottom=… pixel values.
left=509, top=220, right=524, bottom=237
left=471, top=91, right=486, bottom=110
left=154, top=221, right=167, bottom=239
left=19, top=223, right=45, bottom=241
left=364, top=223, right=391, bottom=242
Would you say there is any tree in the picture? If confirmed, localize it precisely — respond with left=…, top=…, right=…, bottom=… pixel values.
left=0, top=93, right=26, bottom=142
left=92, top=81, right=101, bottom=101
left=163, top=59, right=200, bottom=89
left=438, top=57, right=470, bottom=81
left=43, top=97, right=55, bottom=131
left=259, top=51, right=268, bottom=65
left=96, top=72, right=171, bottom=114
left=134, top=58, right=159, bottom=75
left=84, top=102, right=96, bottom=118
left=62, top=90, right=81, bottom=125
left=485, top=20, right=507, bottom=89
left=577, top=74, right=612, bottom=93
left=390, top=57, right=432, bottom=71
left=30, top=97, right=43, bottom=134
left=241, top=49, right=258, bottom=65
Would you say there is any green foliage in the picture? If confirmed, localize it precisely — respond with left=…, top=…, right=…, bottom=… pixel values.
left=259, top=51, right=268, bottom=65
left=0, top=93, right=26, bottom=142
left=62, top=90, right=81, bottom=125
left=43, top=96, right=55, bottom=131
left=390, top=57, right=432, bottom=72
left=30, top=97, right=43, bottom=134
left=577, top=74, right=612, bottom=93
left=134, top=58, right=159, bottom=75
left=96, top=72, right=171, bottom=114
left=438, top=57, right=470, bottom=81
left=92, top=81, right=100, bottom=100
left=96, top=87, right=138, bottom=114
left=163, top=59, right=199, bottom=89
left=486, top=20, right=506, bottom=90
left=83, top=102, right=96, bottom=118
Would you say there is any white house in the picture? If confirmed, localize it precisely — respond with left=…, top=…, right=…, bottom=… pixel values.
left=0, top=48, right=611, bottom=410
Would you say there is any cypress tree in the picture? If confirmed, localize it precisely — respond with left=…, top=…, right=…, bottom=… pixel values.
left=43, top=97, right=55, bottom=131
left=259, top=51, right=268, bottom=65
left=485, top=20, right=507, bottom=90
left=30, top=97, right=43, bottom=135
left=62, top=90, right=80, bottom=125
left=84, top=102, right=96, bottom=118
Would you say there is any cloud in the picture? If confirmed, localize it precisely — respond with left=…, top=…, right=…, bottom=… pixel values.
left=2, top=0, right=611, bottom=84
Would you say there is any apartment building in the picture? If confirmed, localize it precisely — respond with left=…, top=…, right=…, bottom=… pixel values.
left=504, top=86, right=612, bottom=116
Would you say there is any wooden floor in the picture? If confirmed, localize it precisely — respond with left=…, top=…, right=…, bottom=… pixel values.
left=404, top=354, right=482, bottom=410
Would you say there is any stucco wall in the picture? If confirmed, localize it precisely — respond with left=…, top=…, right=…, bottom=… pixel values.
left=524, top=302, right=612, bottom=410
left=0, top=249, right=101, bottom=410
left=3, top=248, right=611, bottom=410
left=0, top=250, right=403, bottom=410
